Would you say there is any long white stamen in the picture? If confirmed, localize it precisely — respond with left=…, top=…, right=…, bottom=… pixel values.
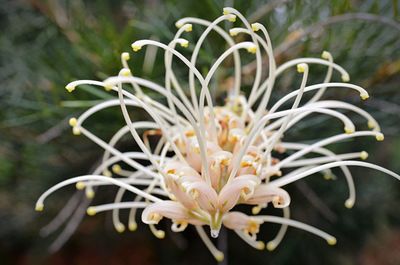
left=256, top=215, right=336, bottom=245
left=270, top=161, right=400, bottom=188
left=36, top=175, right=162, bottom=211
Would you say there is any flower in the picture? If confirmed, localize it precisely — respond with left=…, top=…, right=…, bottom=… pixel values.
left=36, top=7, right=400, bottom=262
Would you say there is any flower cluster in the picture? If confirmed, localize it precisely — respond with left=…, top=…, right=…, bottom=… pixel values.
left=36, top=7, right=399, bottom=262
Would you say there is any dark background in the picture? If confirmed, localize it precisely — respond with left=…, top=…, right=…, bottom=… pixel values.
left=0, top=0, right=399, bottom=264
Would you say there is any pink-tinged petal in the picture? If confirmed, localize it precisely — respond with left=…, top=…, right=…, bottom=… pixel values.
left=222, top=211, right=262, bottom=235
left=218, top=175, right=260, bottom=212
left=244, top=185, right=291, bottom=208
left=186, top=181, right=218, bottom=212
left=141, top=200, right=204, bottom=225
left=165, top=175, right=197, bottom=209
left=185, top=139, right=222, bottom=172
left=208, top=151, right=233, bottom=190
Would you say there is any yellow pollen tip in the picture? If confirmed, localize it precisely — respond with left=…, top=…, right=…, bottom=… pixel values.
left=360, top=151, right=368, bottom=160
left=227, top=14, right=236, bottom=22
left=323, top=174, right=333, bottom=180
left=112, top=164, right=122, bottom=173
left=35, top=203, right=44, bottom=212
left=121, top=52, right=130, bottom=61
left=344, top=127, right=354, bottom=134
left=376, top=133, right=384, bottom=141
left=251, top=23, right=260, bottom=32
left=252, top=206, right=262, bottom=215
left=327, top=237, right=337, bottom=245
left=72, top=127, right=81, bottom=135
left=341, top=74, right=350, bottom=82
left=115, top=223, right=125, bottom=233
left=103, top=169, right=112, bottom=177
left=129, top=222, right=138, bottom=231
left=229, top=29, right=239, bottom=36
left=131, top=43, right=142, bottom=52
left=215, top=252, right=224, bottom=262
left=120, top=68, right=131, bottom=77
left=247, top=45, right=257, bottom=54
left=222, top=8, right=230, bottom=15
left=104, top=82, right=113, bottom=91
left=184, top=24, right=193, bottom=32
left=367, top=120, right=375, bottom=129
left=297, top=63, right=307, bottom=73
left=344, top=199, right=354, bottom=209
left=75, top=181, right=86, bottom=190
left=180, top=40, right=189, bottom=48
left=86, top=207, right=96, bottom=216
left=86, top=189, right=95, bottom=199
left=256, top=241, right=265, bottom=250
left=69, top=117, right=77, bottom=127
left=321, top=51, right=331, bottom=60
left=360, top=93, right=369, bottom=100
left=266, top=242, right=276, bottom=251
left=155, top=230, right=165, bottom=239
left=175, top=22, right=183, bottom=28
left=65, top=84, right=76, bottom=92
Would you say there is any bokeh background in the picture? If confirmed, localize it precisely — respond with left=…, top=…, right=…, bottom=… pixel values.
left=1, top=0, right=400, bottom=264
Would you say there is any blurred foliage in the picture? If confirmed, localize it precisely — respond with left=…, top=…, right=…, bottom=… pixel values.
left=0, top=0, right=399, bottom=265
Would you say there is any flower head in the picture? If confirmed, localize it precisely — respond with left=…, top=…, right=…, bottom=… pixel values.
left=36, top=7, right=400, bottom=262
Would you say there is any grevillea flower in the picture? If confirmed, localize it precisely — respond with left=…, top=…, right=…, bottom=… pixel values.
left=36, top=7, right=400, bottom=262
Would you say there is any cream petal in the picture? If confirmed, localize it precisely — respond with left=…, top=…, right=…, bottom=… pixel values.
left=218, top=175, right=260, bottom=212
left=141, top=200, right=203, bottom=225
left=244, top=185, right=291, bottom=208
left=186, top=181, right=219, bottom=212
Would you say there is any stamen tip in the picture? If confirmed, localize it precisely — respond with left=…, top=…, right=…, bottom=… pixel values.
left=229, top=28, right=239, bottom=37
left=112, top=164, right=122, bottom=174
left=251, top=23, right=261, bottom=32
left=360, top=93, right=369, bottom=100
left=256, top=241, right=265, bottom=250
left=247, top=45, right=257, bottom=54
left=155, top=230, right=165, bottom=239
left=215, top=252, right=224, bottom=262
left=128, top=222, right=138, bottom=232
left=252, top=206, right=261, bottom=215
left=367, top=120, right=375, bottom=129
left=69, top=117, right=77, bottom=127
left=180, top=40, right=189, bottom=48
left=35, top=203, right=44, bottom=212
left=227, top=14, right=236, bottom=22
left=72, top=127, right=81, bottom=136
left=266, top=242, right=276, bottom=251
left=116, top=223, right=125, bottom=233
left=344, top=127, right=354, bottom=134
left=131, top=42, right=142, bottom=52
left=65, top=84, right=76, bottom=93
left=86, top=207, right=96, bottom=216
left=360, top=151, right=368, bottom=160
left=104, top=82, right=113, bottom=91
left=121, top=52, right=130, bottom=61
left=376, top=133, right=384, bottom=141
left=103, top=169, right=112, bottom=177
left=297, top=63, right=308, bottom=73
left=341, top=74, right=350, bottom=82
left=75, top=181, right=86, bottom=190
left=183, top=23, right=192, bottom=32
left=344, top=199, right=354, bottom=209
left=222, top=8, right=230, bottom=15
left=327, top=237, right=337, bottom=245
left=120, top=68, right=131, bottom=77
left=321, top=51, right=331, bottom=60
left=85, top=189, right=95, bottom=199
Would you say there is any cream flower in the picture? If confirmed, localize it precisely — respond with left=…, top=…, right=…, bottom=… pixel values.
left=36, top=7, right=400, bottom=262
